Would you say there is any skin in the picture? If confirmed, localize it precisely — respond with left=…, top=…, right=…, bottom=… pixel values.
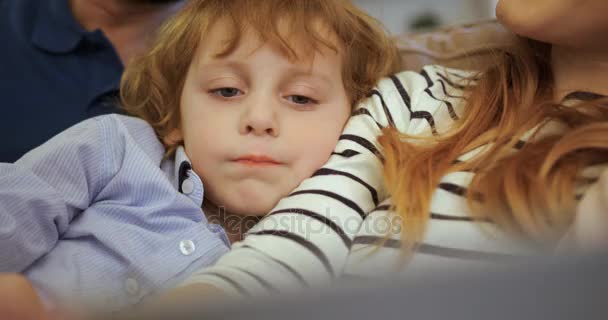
left=6, top=1, right=608, bottom=318
left=496, top=0, right=608, bottom=99
left=497, top=0, right=608, bottom=248
left=0, top=2, right=185, bottom=320
left=0, top=274, right=48, bottom=320
left=69, top=0, right=184, bottom=65
left=496, top=0, right=608, bottom=50
left=132, top=16, right=353, bottom=315
left=168, top=19, right=351, bottom=241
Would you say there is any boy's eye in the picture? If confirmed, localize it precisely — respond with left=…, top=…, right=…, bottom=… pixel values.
left=211, top=87, right=243, bottom=98
left=287, top=95, right=317, bottom=105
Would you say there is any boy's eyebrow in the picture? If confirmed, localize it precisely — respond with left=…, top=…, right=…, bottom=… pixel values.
left=199, top=60, right=336, bottom=88
left=289, top=70, right=334, bottom=87
left=198, top=61, right=247, bottom=74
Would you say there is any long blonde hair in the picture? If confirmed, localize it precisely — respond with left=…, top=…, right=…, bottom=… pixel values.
left=380, top=37, right=608, bottom=251
left=120, top=0, right=400, bottom=155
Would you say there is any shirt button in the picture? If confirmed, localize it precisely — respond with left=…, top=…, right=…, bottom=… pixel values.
left=125, top=278, right=139, bottom=296
left=181, top=178, right=194, bottom=195
left=179, top=240, right=196, bottom=256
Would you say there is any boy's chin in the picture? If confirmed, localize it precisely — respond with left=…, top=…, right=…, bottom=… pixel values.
left=207, top=193, right=280, bottom=217
left=226, top=200, right=277, bottom=217
left=215, top=186, right=287, bottom=216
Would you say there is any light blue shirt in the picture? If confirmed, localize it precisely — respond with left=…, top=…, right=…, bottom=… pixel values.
left=0, top=114, right=230, bottom=311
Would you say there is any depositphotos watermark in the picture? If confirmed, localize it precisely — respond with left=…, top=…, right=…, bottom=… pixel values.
left=206, top=207, right=403, bottom=240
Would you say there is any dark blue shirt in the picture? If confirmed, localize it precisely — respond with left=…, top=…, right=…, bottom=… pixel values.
left=0, top=0, right=123, bottom=162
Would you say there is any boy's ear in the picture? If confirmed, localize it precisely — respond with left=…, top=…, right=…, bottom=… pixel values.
left=163, top=128, right=183, bottom=146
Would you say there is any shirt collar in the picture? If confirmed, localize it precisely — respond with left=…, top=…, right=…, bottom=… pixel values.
left=31, top=0, right=86, bottom=53
left=170, top=147, right=228, bottom=245
left=172, top=146, right=205, bottom=207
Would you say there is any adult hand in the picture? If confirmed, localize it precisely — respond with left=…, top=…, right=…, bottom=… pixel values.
left=0, top=273, right=49, bottom=320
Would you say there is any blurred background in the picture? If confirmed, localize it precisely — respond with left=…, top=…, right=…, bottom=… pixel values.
left=354, top=0, right=500, bottom=34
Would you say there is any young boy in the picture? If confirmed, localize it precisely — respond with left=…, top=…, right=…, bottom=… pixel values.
left=0, top=0, right=399, bottom=314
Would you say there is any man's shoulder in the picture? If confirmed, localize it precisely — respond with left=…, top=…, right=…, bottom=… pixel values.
left=0, top=0, right=29, bottom=14
left=0, top=0, right=38, bottom=28
left=0, top=0, right=31, bottom=36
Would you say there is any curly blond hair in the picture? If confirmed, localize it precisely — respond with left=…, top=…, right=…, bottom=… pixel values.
left=121, top=0, right=400, bottom=155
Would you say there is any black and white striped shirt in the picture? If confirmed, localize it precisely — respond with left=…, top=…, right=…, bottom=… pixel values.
left=179, top=65, right=605, bottom=295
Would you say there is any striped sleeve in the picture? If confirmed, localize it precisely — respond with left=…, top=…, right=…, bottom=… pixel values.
left=179, top=68, right=446, bottom=295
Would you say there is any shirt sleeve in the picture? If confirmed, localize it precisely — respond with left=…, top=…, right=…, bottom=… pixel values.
left=0, top=117, right=111, bottom=272
left=180, top=69, right=434, bottom=295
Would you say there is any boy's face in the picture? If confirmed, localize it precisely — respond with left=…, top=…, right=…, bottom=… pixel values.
left=173, top=20, right=351, bottom=216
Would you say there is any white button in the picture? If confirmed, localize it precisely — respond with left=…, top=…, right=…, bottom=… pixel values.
left=125, top=278, right=139, bottom=296
left=179, top=240, right=196, bottom=256
left=181, top=178, right=194, bottom=195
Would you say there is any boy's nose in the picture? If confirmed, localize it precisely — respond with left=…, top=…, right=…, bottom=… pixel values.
left=238, top=100, right=279, bottom=137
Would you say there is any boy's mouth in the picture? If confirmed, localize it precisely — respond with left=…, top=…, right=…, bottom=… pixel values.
left=233, top=154, right=283, bottom=166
